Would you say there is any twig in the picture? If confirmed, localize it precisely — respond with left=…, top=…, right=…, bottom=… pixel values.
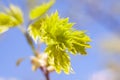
left=18, top=25, right=38, bottom=56
left=40, top=67, right=50, bottom=80
left=18, top=25, right=50, bottom=80
left=44, top=71, right=50, bottom=80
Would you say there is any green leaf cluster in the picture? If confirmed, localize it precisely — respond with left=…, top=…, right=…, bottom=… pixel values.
left=0, top=0, right=91, bottom=74
left=28, top=11, right=91, bottom=74
left=0, top=5, right=23, bottom=34
left=0, top=0, right=55, bottom=34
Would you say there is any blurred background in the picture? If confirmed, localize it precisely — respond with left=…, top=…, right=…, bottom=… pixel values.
left=0, top=0, right=120, bottom=80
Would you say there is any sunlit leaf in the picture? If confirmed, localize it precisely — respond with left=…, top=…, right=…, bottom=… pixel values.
left=28, top=19, right=44, bottom=42
left=6, top=4, right=24, bottom=24
left=28, top=11, right=91, bottom=74
left=45, top=44, right=71, bottom=74
left=29, top=0, right=55, bottom=20
left=0, top=13, right=17, bottom=34
left=68, top=31, right=91, bottom=55
left=0, top=13, right=17, bottom=27
left=0, top=4, right=23, bottom=34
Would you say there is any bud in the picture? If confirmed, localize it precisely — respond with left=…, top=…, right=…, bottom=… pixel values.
left=47, top=66, right=55, bottom=72
left=31, top=56, right=40, bottom=67
left=31, top=53, right=48, bottom=67
left=32, top=65, right=38, bottom=71
left=41, top=53, right=48, bottom=60
left=38, top=59, right=47, bottom=67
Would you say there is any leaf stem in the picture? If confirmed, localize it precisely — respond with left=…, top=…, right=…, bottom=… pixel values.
left=18, top=25, right=38, bottom=56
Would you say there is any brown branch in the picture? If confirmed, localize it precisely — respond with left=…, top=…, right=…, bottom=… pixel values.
left=18, top=26, right=50, bottom=80
left=18, top=26, right=38, bottom=56
left=44, top=71, right=49, bottom=80
left=40, top=67, right=50, bottom=80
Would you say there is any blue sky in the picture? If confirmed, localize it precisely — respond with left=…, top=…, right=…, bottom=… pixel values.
left=0, top=0, right=120, bottom=80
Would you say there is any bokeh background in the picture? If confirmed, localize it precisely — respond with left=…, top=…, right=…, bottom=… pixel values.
left=0, top=0, right=120, bottom=80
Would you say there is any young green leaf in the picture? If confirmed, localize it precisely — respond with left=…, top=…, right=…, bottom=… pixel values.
left=6, top=4, right=24, bottom=24
left=0, top=13, right=17, bottom=27
left=28, top=11, right=91, bottom=74
left=0, top=4, right=24, bottom=34
left=45, top=44, right=71, bottom=74
left=67, top=31, right=91, bottom=55
left=28, top=19, right=44, bottom=42
left=0, top=13, right=18, bottom=34
left=29, top=0, right=55, bottom=20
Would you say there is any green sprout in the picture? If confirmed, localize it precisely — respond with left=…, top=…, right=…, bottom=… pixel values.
left=0, top=0, right=91, bottom=79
